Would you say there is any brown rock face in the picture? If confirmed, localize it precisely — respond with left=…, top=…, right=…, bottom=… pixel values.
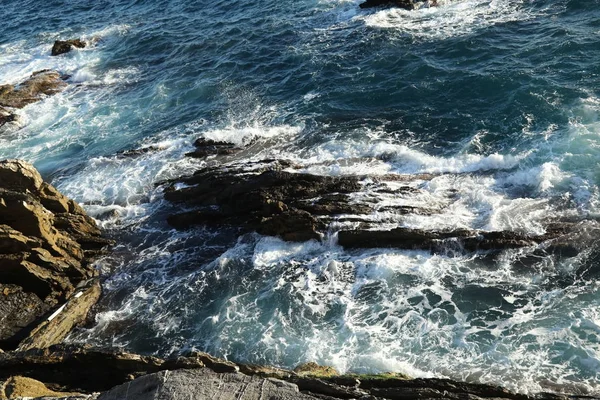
left=0, top=160, right=111, bottom=350
left=0, top=71, right=67, bottom=109
left=51, top=39, right=86, bottom=56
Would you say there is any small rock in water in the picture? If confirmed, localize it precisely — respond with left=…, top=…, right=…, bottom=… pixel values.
left=51, top=39, right=86, bottom=56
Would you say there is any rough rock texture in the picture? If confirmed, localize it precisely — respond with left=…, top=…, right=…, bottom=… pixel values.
left=0, top=107, right=17, bottom=130
left=51, top=39, right=86, bottom=56
left=0, top=71, right=67, bottom=109
left=163, top=160, right=362, bottom=242
left=0, top=376, right=81, bottom=400
left=337, top=225, right=572, bottom=252
left=293, top=362, right=339, bottom=378
left=0, top=346, right=594, bottom=400
left=0, top=160, right=111, bottom=350
left=163, top=159, right=577, bottom=253
left=97, top=369, right=317, bottom=400
left=185, top=138, right=242, bottom=158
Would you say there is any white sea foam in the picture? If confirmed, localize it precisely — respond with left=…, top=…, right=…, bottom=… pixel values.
left=356, top=0, right=547, bottom=40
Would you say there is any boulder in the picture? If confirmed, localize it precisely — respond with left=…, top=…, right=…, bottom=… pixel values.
left=0, top=71, right=67, bottom=109
left=0, top=160, right=112, bottom=350
left=51, top=39, right=86, bottom=56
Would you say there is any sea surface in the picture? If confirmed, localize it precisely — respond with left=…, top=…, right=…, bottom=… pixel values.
left=1, top=0, right=600, bottom=394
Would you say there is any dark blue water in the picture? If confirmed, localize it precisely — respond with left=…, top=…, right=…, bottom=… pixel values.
left=2, top=0, right=600, bottom=394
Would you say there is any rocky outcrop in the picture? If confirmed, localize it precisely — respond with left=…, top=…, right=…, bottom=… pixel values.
left=185, top=138, right=242, bottom=158
left=162, top=159, right=577, bottom=254
left=0, top=160, right=111, bottom=350
left=0, top=346, right=593, bottom=400
left=337, top=224, right=572, bottom=252
left=0, top=70, right=67, bottom=109
left=51, top=39, right=86, bottom=56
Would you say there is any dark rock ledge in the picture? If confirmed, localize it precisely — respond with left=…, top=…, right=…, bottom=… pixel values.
left=162, top=159, right=582, bottom=255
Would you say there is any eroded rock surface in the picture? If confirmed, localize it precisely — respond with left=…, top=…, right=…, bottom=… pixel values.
left=0, top=71, right=67, bottom=109
left=51, top=39, right=86, bottom=56
left=0, top=160, right=111, bottom=350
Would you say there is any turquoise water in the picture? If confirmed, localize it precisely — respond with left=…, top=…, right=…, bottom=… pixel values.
left=2, top=0, right=600, bottom=394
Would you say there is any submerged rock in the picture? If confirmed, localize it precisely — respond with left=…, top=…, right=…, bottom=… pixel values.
left=51, top=39, right=86, bottom=56
left=0, top=70, right=67, bottom=109
left=0, top=160, right=112, bottom=350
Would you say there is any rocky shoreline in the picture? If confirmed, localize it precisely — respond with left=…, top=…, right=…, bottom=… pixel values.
left=0, top=156, right=596, bottom=398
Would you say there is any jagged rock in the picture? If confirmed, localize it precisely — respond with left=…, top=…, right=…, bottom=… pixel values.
left=18, top=282, right=101, bottom=351
left=96, top=369, right=318, bottom=400
left=163, top=160, right=586, bottom=254
left=0, top=107, right=17, bottom=130
left=0, top=345, right=594, bottom=399
left=0, top=160, right=112, bottom=350
left=337, top=226, right=572, bottom=253
left=164, top=161, right=362, bottom=241
left=293, top=362, right=339, bottom=378
left=51, top=39, right=86, bottom=56
left=185, top=138, right=242, bottom=158
left=0, top=71, right=67, bottom=109
left=0, top=376, right=82, bottom=399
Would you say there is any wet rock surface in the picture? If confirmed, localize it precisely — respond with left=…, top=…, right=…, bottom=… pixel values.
left=0, top=107, right=17, bottom=130
left=0, top=70, right=67, bottom=109
left=0, top=160, right=111, bottom=350
left=51, top=39, right=86, bottom=56
left=185, top=138, right=243, bottom=158
left=163, top=159, right=578, bottom=254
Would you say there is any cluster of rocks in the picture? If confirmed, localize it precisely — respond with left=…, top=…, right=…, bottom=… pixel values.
left=0, top=345, right=592, bottom=400
left=162, top=157, right=579, bottom=255
left=0, top=38, right=85, bottom=131
left=0, top=160, right=111, bottom=351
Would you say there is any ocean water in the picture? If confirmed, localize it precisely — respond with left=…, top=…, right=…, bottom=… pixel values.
left=2, top=0, right=600, bottom=395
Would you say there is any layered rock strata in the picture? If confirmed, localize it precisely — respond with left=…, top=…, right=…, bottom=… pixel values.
left=0, top=160, right=111, bottom=350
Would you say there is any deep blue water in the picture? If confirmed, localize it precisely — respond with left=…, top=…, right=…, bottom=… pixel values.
left=2, top=0, right=600, bottom=394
